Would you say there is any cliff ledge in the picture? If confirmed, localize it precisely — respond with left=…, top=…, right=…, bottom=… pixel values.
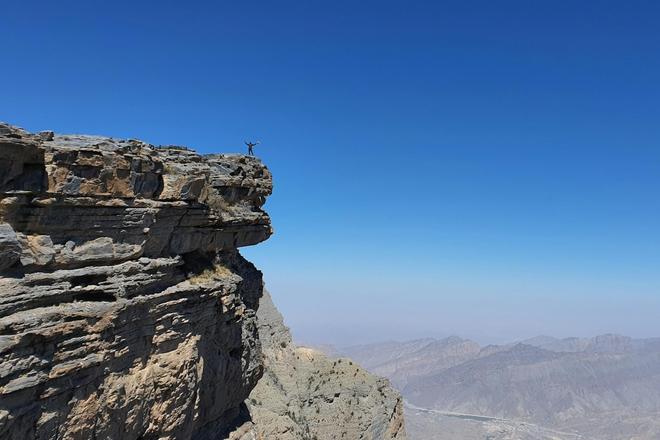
left=0, top=123, right=405, bottom=440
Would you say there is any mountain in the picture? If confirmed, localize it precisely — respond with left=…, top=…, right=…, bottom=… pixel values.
left=520, top=333, right=640, bottom=353
left=0, top=123, right=405, bottom=440
left=339, top=335, right=660, bottom=439
left=341, top=337, right=481, bottom=389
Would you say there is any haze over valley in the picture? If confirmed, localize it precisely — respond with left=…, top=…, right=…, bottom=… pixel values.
left=318, top=333, right=660, bottom=439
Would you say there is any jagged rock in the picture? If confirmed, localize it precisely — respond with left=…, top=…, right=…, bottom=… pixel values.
left=246, top=291, right=406, bottom=440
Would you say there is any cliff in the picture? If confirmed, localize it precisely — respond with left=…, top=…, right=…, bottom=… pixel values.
left=0, top=123, right=405, bottom=440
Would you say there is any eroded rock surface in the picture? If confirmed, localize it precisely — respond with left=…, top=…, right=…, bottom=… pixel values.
left=246, top=291, right=406, bottom=440
left=0, top=122, right=406, bottom=440
left=0, top=123, right=272, bottom=439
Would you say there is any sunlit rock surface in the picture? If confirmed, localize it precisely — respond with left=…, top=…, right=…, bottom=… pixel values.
left=0, top=122, right=406, bottom=440
left=245, top=291, right=406, bottom=440
left=0, top=123, right=271, bottom=439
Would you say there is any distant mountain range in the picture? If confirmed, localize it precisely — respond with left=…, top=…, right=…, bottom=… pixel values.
left=329, top=334, right=660, bottom=439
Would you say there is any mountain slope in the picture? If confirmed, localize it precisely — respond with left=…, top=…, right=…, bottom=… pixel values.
left=246, top=291, right=406, bottom=440
left=341, top=335, right=660, bottom=439
left=405, top=342, right=660, bottom=437
left=341, top=337, right=480, bottom=389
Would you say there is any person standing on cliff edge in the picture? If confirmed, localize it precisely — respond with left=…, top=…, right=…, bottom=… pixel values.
left=245, top=141, right=260, bottom=156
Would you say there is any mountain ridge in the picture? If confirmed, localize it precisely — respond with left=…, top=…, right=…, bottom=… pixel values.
left=330, top=333, right=660, bottom=439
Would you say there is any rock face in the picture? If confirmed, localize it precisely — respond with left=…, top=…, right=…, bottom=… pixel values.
left=0, top=122, right=406, bottom=440
left=0, top=122, right=271, bottom=439
left=246, top=291, right=406, bottom=440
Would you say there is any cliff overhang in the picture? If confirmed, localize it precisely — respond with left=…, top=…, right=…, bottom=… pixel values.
left=0, top=123, right=272, bottom=439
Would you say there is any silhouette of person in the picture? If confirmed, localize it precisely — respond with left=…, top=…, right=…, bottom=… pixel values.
left=245, top=141, right=260, bottom=156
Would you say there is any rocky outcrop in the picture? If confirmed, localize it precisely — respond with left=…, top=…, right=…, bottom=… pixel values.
left=0, top=123, right=272, bottom=439
left=0, top=122, right=406, bottom=440
left=246, top=291, right=406, bottom=440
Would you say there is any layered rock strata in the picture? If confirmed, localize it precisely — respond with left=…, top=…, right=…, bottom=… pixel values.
left=0, top=123, right=271, bottom=439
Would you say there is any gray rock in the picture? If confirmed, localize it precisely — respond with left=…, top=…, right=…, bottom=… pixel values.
left=245, top=291, right=407, bottom=440
left=0, top=223, right=21, bottom=271
left=0, top=122, right=273, bottom=272
left=0, top=123, right=273, bottom=440
left=0, top=122, right=406, bottom=440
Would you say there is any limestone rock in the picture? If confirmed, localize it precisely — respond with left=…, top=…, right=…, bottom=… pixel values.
left=0, top=122, right=406, bottom=440
left=0, top=122, right=272, bottom=440
left=246, top=291, right=407, bottom=440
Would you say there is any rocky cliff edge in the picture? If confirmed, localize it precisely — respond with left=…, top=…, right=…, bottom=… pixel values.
left=0, top=122, right=405, bottom=440
left=0, top=122, right=272, bottom=439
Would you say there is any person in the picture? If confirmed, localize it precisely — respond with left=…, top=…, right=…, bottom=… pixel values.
left=245, top=141, right=260, bottom=156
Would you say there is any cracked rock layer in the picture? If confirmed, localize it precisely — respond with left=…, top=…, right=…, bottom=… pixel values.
left=0, top=123, right=272, bottom=440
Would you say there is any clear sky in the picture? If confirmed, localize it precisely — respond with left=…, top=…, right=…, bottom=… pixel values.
left=3, top=1, right=659, bottom=345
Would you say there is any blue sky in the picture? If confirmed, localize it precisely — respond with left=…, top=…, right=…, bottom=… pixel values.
left=3, top=1, right=659, bottom=344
